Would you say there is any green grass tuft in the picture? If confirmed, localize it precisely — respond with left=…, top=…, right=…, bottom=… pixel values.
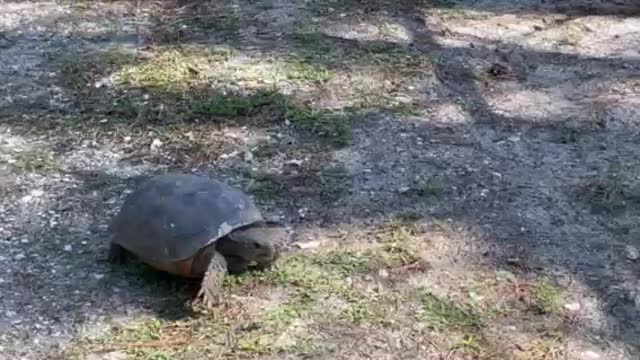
left=286, top=61, right=335, bottom=82
left=418, top=290, right=485, bottom=330
left=285, top=104, right=351, bottom=147
left=531, top=281, right=561, bottom=314
left=192, top=89, right=284, bottom=117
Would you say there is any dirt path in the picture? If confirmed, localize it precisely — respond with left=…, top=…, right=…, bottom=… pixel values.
left=1, top=1, right=639, bottom=359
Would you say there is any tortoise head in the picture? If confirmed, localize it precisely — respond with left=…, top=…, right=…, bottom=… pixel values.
left=215, top=221, right=286, bottom=268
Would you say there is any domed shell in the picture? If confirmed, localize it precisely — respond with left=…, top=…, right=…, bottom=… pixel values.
left=110, top=173, right=264, bottom=263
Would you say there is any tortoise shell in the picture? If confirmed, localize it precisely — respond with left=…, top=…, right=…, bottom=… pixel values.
left=110, top=173, right=264, bottom=265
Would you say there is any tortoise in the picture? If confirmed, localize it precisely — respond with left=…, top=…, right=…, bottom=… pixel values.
left=108, top=173, right=285, bottom=308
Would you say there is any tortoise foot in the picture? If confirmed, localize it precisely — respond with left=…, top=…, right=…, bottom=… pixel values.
left=193, top=251, right=227, bottom=309
left=108, top=243, right=128, bottom=264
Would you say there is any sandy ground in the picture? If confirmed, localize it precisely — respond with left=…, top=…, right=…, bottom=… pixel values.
left=1, top=0, right=639, bottom=359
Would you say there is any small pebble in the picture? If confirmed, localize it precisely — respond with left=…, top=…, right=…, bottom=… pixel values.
left=244, top=150, right=253, bottom=162
left=93, top=274, right=104, bottom=280
left=292, top=241, right=321, bottom=249
left=20, top=195, right=33, bottom=203
left=30, top=189, right=44, bottom=197
left=625, top=245, right=639, bottom=261
left=564, top=302, right=581, bottom=312
left=150, top=138, right=163, bottom=152
left=63, top=245, right=72, bottom=252
left=285, top=159, right=303, bottom=167
left=581, top=350, right=600, bottom=360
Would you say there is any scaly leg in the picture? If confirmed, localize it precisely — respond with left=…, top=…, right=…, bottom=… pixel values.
left=195, top=251, right=227, bottom=308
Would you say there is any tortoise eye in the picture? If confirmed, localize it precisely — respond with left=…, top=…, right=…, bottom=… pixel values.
left=253, top=243, right=262, bottom=249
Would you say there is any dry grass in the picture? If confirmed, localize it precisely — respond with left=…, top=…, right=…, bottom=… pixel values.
left=53, top=218, right=572, bottom=359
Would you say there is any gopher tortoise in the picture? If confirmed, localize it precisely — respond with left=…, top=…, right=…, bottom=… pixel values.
left=108, top=173, right=285, bottom=307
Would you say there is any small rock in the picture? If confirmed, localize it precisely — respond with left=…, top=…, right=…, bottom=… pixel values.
left=63, top=245, right=73, bottom=252
left=496, top=270, right=516, bottom=282
left=563, top=302, right=581, bottom=312
left=378, top=269, right=389, bottom=278
left=625, top=245, right=639, bottom=261
left=87, top=351, right=128, bottom=360
left=398, top=186, right=411, bottom=193
left=220, top=150, right=239, bottom=159
left=30, top=189, right=44, bottom=197
left=244, top=150, right=253, bottom=162
left=581, top=350, right=600, bottom=360
left=93, top=274, right=105, bottom=280
left=14, top=253, right=25, bottom=260
left=20, top=195, right=33, bottom=203
left=150, top=138, right=163, bottom=152
left=285, top=159, right=303, bottom=167
left=292, top=241, right=321, bottom=249
left=93, top=76, right=113, bottom=88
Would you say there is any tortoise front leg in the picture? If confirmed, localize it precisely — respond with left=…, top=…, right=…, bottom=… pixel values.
left=108, top=243, right=129, bottom=264
left=195, top=251, right=228, bottom=308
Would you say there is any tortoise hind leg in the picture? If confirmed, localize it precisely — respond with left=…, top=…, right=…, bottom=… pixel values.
left=108, top=243, right=129, bottom=264
left=194, top=251, right=228, bottom=308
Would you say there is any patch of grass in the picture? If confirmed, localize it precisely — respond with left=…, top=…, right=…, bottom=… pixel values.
left=428, top=0, right=458, bottom=9
left=52, top=215, right=571, bottom=359
left=364, top=242, right=423, bottom=269
left=337, top=293, right=397, bottom=326
left=585, top=161, right=628, bottom=212
left=117, top=49, right=205, bottom=90
left=286, top=61, right=334, bottom=82
left=371, top=216, right=423, bottom=243
left=243, top=169, right=285, bottom=200
left=56, top=49, right=137, bottom=92
left=10, top=151, right=62, bottom=174
left=413, top=176, right=444, bottom=197
left=192, top=89, right=284, bottom=118
left=285, top=104, right=351, bottom=147
left=237, top=288, right=316, bottom=353
left=418, top=290, right=485, bottom=331
left=290, top=31, right=336, bottom=56
left=393, top=211, right=423, bottom=223
left=530, top=281, right=561, bottom=315
left=290, top=29, right=432, bottom=72
left=518, top=332, right=567, bottom=359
